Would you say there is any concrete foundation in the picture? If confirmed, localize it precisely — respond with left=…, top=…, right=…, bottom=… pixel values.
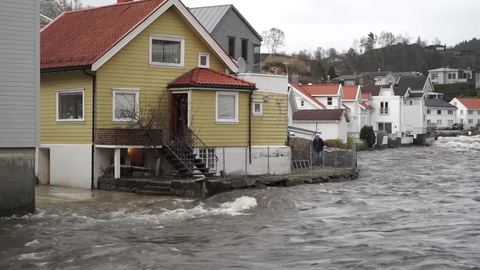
left=0, top=149, right=36, bottom=217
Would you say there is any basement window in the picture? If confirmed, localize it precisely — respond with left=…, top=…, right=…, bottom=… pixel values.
left=56, top=89, right=84, bottom=122
left=150, top=35, right=185, bottom=68
left=252, top=100, right=263, bottom=116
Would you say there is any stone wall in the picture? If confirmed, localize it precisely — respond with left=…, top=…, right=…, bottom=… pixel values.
left=0, top=149, right=35, bottom=217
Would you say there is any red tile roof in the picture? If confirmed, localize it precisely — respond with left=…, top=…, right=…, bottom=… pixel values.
left=301, top=84, right=340, bottom=95
left=360, top=102, right=374, bottom=110
left=362, top=93, right=372, bottom=100
left=456, top=98, right=480, bottom=109
left=342, top=86, right=359, bottom=100
left=289, top=83, right=326, bottom=108
left=41, top=0, right=168, bottom=69
left=293, top=109, right=346, bottom=121
left=168, top=68, right=256, bottom=89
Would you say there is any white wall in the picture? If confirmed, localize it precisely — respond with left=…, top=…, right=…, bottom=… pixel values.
left=47, top=145, right=92, bottom=189
left=315, top=96, right=341, bottom=109
left=36, top=148, right=50, bottom=185
left=292, top=120, right=348, bottom=142
left=216, top=146, right=291, bottom=176
left=426, top=107, right=457, bottom=127
left=403, top=97, right=426, bottom=135
left=370, top=96, right=402, bottom=137
left=295, top=92, right=319, bottom=110
left=344, top=100, right=361, bottom=133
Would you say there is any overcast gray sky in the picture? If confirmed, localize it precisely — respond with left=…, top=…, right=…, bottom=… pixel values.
left=81, top=0, right=479, bottom=53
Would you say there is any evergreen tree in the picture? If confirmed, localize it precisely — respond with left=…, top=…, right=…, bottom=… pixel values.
left=327, top=66, right=337, bottom=80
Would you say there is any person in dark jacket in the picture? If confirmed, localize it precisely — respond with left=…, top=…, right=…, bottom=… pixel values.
left=312, top=133, right=324, bottom=166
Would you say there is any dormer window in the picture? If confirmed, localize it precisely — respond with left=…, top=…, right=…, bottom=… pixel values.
left=150, top=35, right=185, bottom=68
left=327, top=97, right=333, bottom=105
left=198, top=53, right=210, bottom=68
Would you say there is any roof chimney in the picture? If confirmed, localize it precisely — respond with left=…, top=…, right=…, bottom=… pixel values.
left=292, top=75, right=299, bottom=85
left=118, top=0, right=134, bottom=3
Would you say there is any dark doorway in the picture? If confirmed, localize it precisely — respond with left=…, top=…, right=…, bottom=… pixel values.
left=170, top=93, right=189, bottom=140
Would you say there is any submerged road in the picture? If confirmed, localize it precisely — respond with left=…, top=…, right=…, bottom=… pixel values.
left=1, top=136, right=480, bottom=269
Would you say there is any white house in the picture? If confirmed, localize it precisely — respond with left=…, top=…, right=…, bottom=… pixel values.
left=292, top=110, right=349, bottom=142
left=361, top=71, right=397, bottom=86
left=394, top=87, right=427, bottom=136
left=359, top=93, right=374, bottom=128
left=429, top=67, right=480, bottom=88
left=426, top=99, right=457, bottom=128
left=300, top=84, right=343, bottom=109
left=342, top=85, right=362, bottom=136
left=450, top=98, right=480, bottom=128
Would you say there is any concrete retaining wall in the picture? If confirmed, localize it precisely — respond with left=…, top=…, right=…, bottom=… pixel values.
left=0, top=149, right=35, bottom=217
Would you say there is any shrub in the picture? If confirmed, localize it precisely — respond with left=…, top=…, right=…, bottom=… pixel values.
left=360, top=126, right=376, bottom=148
left=346, top=135, right=355, bottom=149
left=324, top=139, right=344, bottom=148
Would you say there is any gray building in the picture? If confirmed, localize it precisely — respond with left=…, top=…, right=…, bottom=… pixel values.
left=0, top=0, right=40, bottom=216
left=190, top=5, right=262, bottom=73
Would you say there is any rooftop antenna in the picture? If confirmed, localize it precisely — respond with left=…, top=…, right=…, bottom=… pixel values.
left=237, top=57, right=246, bottom=74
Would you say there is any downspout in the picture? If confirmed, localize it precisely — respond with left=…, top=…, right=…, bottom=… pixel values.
left=248, top=89, right=253, bottom=163
left=84, top=70, right=96, bottom=190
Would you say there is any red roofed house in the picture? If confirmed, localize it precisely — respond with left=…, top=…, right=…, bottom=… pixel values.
left=450, top=98, right=480, bottom=128
left=37, top=0, right=291, bottom=190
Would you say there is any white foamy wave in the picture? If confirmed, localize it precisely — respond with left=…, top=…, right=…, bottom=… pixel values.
left=25, top=240, right=40, bottom=247
left=434, top=136, right=480, bottom=151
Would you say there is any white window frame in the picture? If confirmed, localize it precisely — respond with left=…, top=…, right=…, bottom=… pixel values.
left=468, top=110, right=473, bottom=115
left=300, top=99, right=306, bottom=108
left=252, top=100, right=263, bottom=117
left=198, top=52, right=210, bottom=68
left=437, top=110, right=442, bottom=115
left=149, top=34, right=185, bottom=69
left=437, top=119, right=442, bottom=125
left=112, top=88, right=140, bottom=123
left=460, top=110, right=464, bottom=115
left=327, top=97, right=333, bottom=106
left=427, top=110, right=431, bottom=114
left=56, top=88, right=85, bottom=123
left=380, top=102, right=389, bottom=115
left=216, top=91, right=239, bottom=124
left=448, top=110, right=453, bottom=115
left=468, top=119, right=474, bottom=124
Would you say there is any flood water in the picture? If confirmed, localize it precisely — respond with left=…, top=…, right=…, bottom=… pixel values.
left=1, top=136, right=480, bottom=270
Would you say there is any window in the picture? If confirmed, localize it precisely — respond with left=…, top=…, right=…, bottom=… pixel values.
left=253, top=44, right=261, bottom=70
left=448, top=120, right=454, bottom=125
left=113, top=88, right=140, bottom=122
left=448, top=110, right=453, bottom=115
left=327, top=97, right=333, bottom=105
left=409, top=100, right=413, bottom=105
left=478, top=119, right=480, bottom=124
left=56, top=89, right=84, bottom=122
left=252, top=100, right=263, bottom=116
left=453, top=73, right=456, bottom=79
left=199, top=148, right=216, bottom=169
left=241, top=39, right=248, bottom=61
left=468, top=110, right=473, bottom=115
left=437, top=110, right=442, bottom=115
left=216, top=92, right=238, bottom=124
left=198, top=52, right=210, bottom=68
left=460, top=110, right=464, bottom=115
left=478, top=111, right=480, bottom=115
left=377, top=122, right=392, bottom=133
left=427, top=110, right=431, bottom=114
left=427, top=120, right=431, bottom=124
left=228, top=37, right=235, bottom=57
left=430, top=74, right=435, bottom=79
left=380, top=102, right=389, bottom=114
left=300, top=99, right=306, bottom=108
left=150, top=35, right=185, bottom=68
left=437, top=120, right=442, bottom=125
left=448, top=74, right=452, bottom=79
left=454, top=102, right=457, bottom=106
left=468, top=119, right=474, bottom=124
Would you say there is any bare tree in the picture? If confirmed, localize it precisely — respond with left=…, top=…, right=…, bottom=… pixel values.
left=41, top=0, right=91, bottom=20
left=262, top=28, right=286, bottom=55
left=432, top=37, right=442, bottom=45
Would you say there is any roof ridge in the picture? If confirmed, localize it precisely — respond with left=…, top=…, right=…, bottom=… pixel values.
left=62, top=0, right=161, bottom=15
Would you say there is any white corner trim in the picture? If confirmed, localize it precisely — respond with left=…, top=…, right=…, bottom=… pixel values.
left=92, top=0, right=238, bottom=72
left=56, top=88, right=85, bottom=122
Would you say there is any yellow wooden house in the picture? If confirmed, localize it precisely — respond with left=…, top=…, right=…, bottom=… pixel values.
left=37, top=0, right=290, bottom=189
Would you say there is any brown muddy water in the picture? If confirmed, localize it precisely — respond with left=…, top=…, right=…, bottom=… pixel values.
left=1, top=136, right=480, bottom=270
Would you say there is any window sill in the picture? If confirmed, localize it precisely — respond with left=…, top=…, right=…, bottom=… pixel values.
left=56, top=120, right=85, bottom=124
left=112, top=121, right=131, bottom=125
left=216, top=121, right=239, bottom=125
left=253, top=114, right=263, bottom=117
left=149, top=63, right=184, bottom=69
